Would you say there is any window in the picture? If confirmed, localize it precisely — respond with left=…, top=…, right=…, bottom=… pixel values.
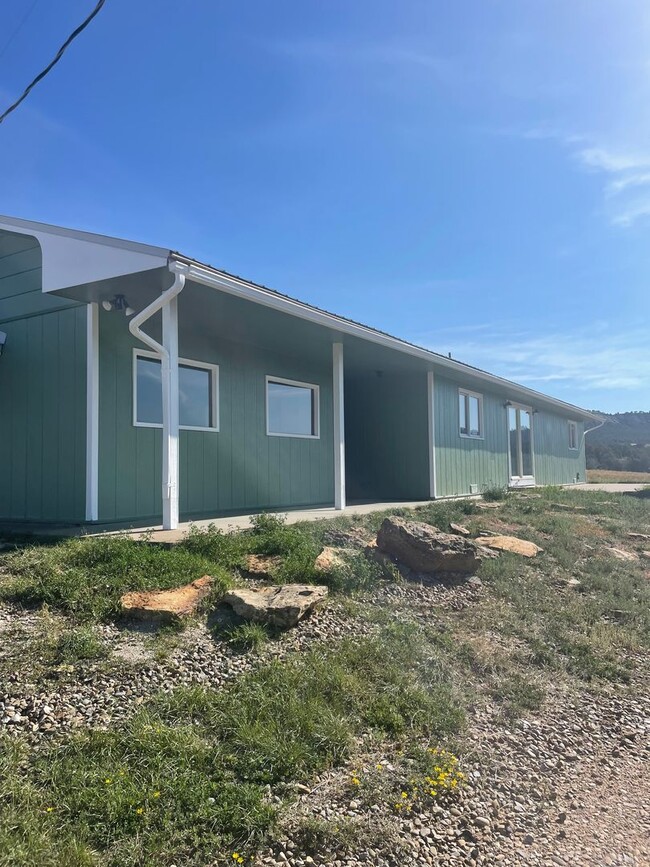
left=266, top=376, right=319, bottom=438
left=459, top=389, right=482, bottom=437
left=568, top=420, right=578, bottom=450
left=134, top=351, right=219, bottom=431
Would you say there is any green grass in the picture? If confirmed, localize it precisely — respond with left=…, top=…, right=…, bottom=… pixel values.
left=225, top=621, right=269, bottom=652
left=0, top=624, right=462, bottom=866
left=43, top=625, right=108, bottom=664
left=0, top=535, right=233, bottom=622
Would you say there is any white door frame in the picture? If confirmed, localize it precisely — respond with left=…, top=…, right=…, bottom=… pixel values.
left=507, top=402, right=536, bottom=487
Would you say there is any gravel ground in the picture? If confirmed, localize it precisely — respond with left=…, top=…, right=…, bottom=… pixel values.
left=1, top=575, right=648, bottom=866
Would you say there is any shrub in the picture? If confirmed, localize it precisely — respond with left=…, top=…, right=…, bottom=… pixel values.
left=482, top=484, right=508, bottom=502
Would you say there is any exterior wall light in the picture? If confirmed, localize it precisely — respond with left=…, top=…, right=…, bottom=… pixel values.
left=102, top=294, right=134, bottom=316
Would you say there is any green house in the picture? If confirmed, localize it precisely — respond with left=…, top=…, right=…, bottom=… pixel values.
left=0, top=215, right=597, bottom=530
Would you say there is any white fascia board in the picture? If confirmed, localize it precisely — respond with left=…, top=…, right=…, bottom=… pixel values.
left=178, top=257, right=600, bottom=424
left=0, top=215, right=169, bottom=293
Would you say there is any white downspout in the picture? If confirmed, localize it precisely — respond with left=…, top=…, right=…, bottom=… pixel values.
left=129, top=260, right=188, bottom=530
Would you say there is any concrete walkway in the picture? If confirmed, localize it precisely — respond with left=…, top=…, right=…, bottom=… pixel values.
left=111, top=500, right=435, bottom=544
left=567, top=483, right=647, bottom=493
left=3, top=483, right=644, bottom=545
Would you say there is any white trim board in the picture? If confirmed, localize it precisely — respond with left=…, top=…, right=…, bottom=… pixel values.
left=85, top=304, right=99, bottom=521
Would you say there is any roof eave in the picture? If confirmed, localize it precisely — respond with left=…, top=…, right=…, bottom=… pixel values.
left=172, top=253, right=599, bottom=423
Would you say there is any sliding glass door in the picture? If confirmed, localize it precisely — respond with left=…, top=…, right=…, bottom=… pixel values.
left=508, top=405, right=535, bottom=486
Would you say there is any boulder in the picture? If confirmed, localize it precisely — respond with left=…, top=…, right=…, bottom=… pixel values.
left=314, top=546, right=346, bottom=572
left=375, top=516, right=496, bottom=576
left=364, top=539, right=412, bottom=580
left=243, top=553, right=283, bottom=580
left=474, top=535, right=542, bottom=558
left=449, top=523, right=471, bottom=536
left=120, top=575, right=213, bottom=622
left=223, top=584, right=328, bottom=629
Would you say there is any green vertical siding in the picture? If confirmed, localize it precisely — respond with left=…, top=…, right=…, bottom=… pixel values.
left=98, top=308, right=334, bottom=523
left=345, top=371, right=430, bottom=501
left=0, top=231, right=86, bottom=522
left=434, top=373, right=586, bottom=495
left=434, top=374, right=508, bottom=497
left=533, top=413, right=586, bottom=485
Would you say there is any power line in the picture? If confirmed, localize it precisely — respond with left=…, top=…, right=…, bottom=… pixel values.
left=0, top=0, right=41, bottom=63
left=0, top=0, right=106, bottom=125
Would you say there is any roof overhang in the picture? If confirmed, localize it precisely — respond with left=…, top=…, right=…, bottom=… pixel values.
left=173, top=254, right=601, bottom=424
left=0, top=214, right=600, bottom=424
left=0, top=214, right=169, bottom=293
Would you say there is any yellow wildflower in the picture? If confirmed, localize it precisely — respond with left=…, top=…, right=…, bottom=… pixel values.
left=135, top=807, right=144, bottom=815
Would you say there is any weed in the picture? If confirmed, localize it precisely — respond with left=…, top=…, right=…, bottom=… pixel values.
left=45, top=626, right=107, bottom=664
left=226, top=622, right=269, bottom=652
left=482, top=484, right=509, bottom=502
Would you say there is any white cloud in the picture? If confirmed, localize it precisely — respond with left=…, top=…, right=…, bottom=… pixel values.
left=423, top=324, right=650, bottom=395
left=576, top=147, right=650, bottom=173
left=519, top=130, right=650, bottom=227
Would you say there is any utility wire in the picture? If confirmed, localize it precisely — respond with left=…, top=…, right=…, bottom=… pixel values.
left=0, top=0, right=106, bottom=125
left=0, top=0, right=41, bottom=63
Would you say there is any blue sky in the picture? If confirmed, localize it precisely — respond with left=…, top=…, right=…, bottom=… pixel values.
left=0, top=0, right=648, bottom=413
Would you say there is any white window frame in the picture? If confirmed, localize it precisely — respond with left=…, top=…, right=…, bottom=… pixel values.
left=568, top=420, right=578, bottom=450
left=458, top=388, right=484, bottom=439
left=133, top=349, right=219, bottom=432
left=265, top=375, right=320, bottom=439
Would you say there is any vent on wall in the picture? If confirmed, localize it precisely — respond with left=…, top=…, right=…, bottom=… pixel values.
left=469, top=483, right=478, bottom=495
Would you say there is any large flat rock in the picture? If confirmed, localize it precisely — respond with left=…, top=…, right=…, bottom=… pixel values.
left=376, top=516, right=496, bottom=576
left=120, top=575, right=214, bottom=621
left=223, top=584, right=328, bottom=629
left=474, top=535, right=542, bottom=558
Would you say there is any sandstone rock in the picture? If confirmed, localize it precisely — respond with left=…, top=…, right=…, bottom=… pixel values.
left=314, top=546, right=346, bottom=572
left=222, top=584, right=328, bottom=629
left=364, top=539, right=412, bottom=580
left=607, top=548, right=638, bottom=562
left=474, top=535, right=542, bottom=558
left=120, top=575, right=214, bottom=622
left=375, top=516, right=496, bottom=576
left=450, top=522, right=471, bottom=536
left=243, top=553, right=283, bottom=580
left=626, top=532, right=650, bottom=542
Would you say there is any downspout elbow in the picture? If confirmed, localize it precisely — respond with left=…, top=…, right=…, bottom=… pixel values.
left=128, top=260, right=189, bottom=356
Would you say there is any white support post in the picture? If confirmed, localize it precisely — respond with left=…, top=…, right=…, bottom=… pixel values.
left=427, top=370, right=437, bottom=499
left=162, top=295, right=180, bottom=530
left=333, top=342, right=346, bottom=510
left=85, top=303, right=99, bottom=521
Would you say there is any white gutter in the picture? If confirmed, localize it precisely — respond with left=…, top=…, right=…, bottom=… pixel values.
left=129, top=260, right=188, bottom=530
left=176, top=257, right=599, bottom=424
left=580, top=416, right=607, bottom=450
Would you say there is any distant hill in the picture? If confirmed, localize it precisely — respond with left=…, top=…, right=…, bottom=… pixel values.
left=586, top=411, right=650, bottom=472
